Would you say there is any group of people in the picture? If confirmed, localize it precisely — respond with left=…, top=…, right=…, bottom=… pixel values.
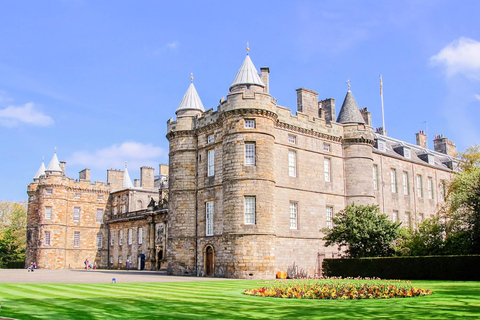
left=84, top=258, right=97, bottom=270
left=27, top=261, right=37, bottom=272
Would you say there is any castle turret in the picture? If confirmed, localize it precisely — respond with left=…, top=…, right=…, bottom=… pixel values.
left=45, top=149, right=62, bottom=176
left=33, top=158, right=46, bottom=181
left=337, top=89, right=375, bottom=206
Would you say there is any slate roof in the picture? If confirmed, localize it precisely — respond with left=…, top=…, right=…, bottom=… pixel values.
left=336, top=90, right=366, bottom=124
left=46, top=151, right=62, bottom=172
left=33, top=160, right=46, bottom=179
left=230, top=54, right=265, bottom=90
left=176, top=82, right=205, bottom=114
left=123, top=163, right=134, bottom=188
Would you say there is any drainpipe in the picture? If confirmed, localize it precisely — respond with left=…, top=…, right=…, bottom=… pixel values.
left=194, top=115, right=199, bottom=276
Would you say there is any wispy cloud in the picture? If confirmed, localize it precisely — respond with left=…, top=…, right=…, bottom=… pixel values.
left=67, top=141, right=166, bottom=170
left=475, top=94, right=480, bottom=101
left=0, top=102, right=54, bottom=128
left=150, top=41, right=180, bottom=56
left=430, top=37, right=480, bottom=80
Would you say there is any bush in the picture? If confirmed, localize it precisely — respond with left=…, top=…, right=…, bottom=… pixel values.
left=323, top=255, right=480, bottom=281
left=6, top=260, right=25, bottom=269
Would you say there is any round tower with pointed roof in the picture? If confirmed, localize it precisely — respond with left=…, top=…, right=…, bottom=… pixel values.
left=337, top=89, right=376, bottom=205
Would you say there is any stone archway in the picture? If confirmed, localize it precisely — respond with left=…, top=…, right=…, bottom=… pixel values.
left=204, top=245, right=214, bottom=277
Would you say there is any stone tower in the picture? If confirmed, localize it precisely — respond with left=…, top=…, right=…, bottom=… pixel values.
left=337, top=89, right=375, bottom=206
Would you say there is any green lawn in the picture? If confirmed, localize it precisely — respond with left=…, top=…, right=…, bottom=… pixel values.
left=0, top=280, right=479, bottom=319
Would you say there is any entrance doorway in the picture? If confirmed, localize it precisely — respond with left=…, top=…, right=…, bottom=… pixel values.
left=137, top=254, right=145, bottom=270
left=205, top=245, right=214, bottom=277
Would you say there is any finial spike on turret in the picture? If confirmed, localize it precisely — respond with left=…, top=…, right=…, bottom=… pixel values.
left=246, top=42, right=249, bottom=55
left=42, top=156, right=45, bottom=162
left=346, top=79, right=351, bottom=90
left=191, top=73, right=193, bottom=83
left=125, top=161, right=128, bottom=169
left=54, top=147, right=57, bottom=153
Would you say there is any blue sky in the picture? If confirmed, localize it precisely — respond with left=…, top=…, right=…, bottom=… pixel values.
left=1, top=1, right=479, bottom=202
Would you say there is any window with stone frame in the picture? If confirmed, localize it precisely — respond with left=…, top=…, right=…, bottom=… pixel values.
left=96, top=233, right=102, bottom=248
left=46, top=189, right=53, bottom=195
left=113, top=207, right=118, bottom=215
left=373, top=165, right=379, bottom=190
left=138, top=227, right=143, bottom=244
left=288, top=135, right=296, bottom=144
left=121, top=205, right=126, bottom=214
left=245, top=142, right=255, bottom=166
left=403, top=171, right=409, bottom=195
left=75, top=193, right=81, bottom=198
left=244, top=119, right=255, bottom=129
left=207, top=134, right=214, bottom=144
left=206, top=201, right=214, bottom=236
left=323, top=143, right=331, bottom=152
left=128, top=229, right=132, bottom=245
left=207, top=149, right=215, bottom=177
left=390, top=169, right=397, bottom=193
left=45, top=231, right=51, bottom=246
left=404, top=212, right=411, bottom=228
left=289, top=202, right=298, bottom=229
left=119, top=256, right=123, bottom=264
left=45, top=206, right=52, bottom=220
left=119, top=230, right=123, bottom=246
left=440, top=180, right=447, bottom=201
left=73, top=207, right=80, bottom=222
left=288, top=150, right=296, bottom=177
left=392, top=210, right=399, bottom=223
left=110, top=256, right=113, bottom=264
left=427, top=177, right=434, bottom=199
left=244, top=196, right=256, bottom=225
left=96, top=209, right=104, bottom=223
left=324, top=158, right=331, bottom=182
left=74, top=231, right=80, bottom=247
left=326, top=207, right=333, bottom=229
left=110, top=231, right=114, bottom=246
left=97, top=194, right=104, bottom=201
left=416, top=175, right=423, bottom=197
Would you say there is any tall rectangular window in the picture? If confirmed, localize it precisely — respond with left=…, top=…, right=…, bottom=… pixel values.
left=324, top=158, right=331, bottom=182
left=440, top=180, right=447, bottom=201
left=45, top=231, right=51, bottom=246
left=138, top=227, right=143, bottom=244
left=97, top=195, right=104, bottom=201
left=96, top=209, right=104, bottom=223
left=110, top=231, right=114, bottom=246
left=373, top=165, right=379, bottom=190
left=392, top=210, right=399, bottom=223
left=97, top=233, right=102, bottom=248
left=289, top=202, right=298, bottom=229
left=244, top=119, right=255, bottom=129
left=428, top=177, right=434, bottom=199
left=119, top=230, right=123, bottom=246
left=245, top=143, right=255, bottom=165
left=390, top=169, right=397, bottom=193
left=416, top=175, right=423, bottom=197
left=244, top=196, right=256, bottom=225
left=405, top=212, right=411, bottom=228
left=45, top=207, right=52, bottom=220
left=73, top=207, right=80, bottom=222
left=113, top=207, right=118, bottom=215
left=403, top=172, right=409, bottom=195
left=326, top=207, right=333, bottom=229
left=206, top=201, right=214, bottom=236
left=128, top=229, right=132, bottom=245
left=121, top=205, right=126, bottom=213
left=207, top=149, right=215, bottom=177
left=288, top=151, right=296, bottom=177
left=74, top=231, right=80, bottom=247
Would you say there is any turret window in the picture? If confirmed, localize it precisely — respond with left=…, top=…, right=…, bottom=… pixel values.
left=324, top=158, right=331, bottom=182
left=244, top=196, right=256, bottom=225
left=74, top=231, right=80, bottom=247
left=46, top=189, right=53, bottom=195
left=207, top=134, right=214, bottom=144
left=207, top=149, right=215, bottom=177
left=73, top=207, right=80, bottom=222
left=97, top=233, right=103, bottom=248
left=289, top=202, right=298, bottom=229
left=245, top=143, right=255, bottom=165
left=96, top=209, right=104, bottom=223
left=45, top=231, right=51, bottom=246
left=45, top=207, right=52, bottom=220
left=288, top=151, right=297, bottom=177
left=288, top=135, right=296, bottom=144
left=206, top=201, right=214, bottom=236
left=244, top=119, right=255, bottom=129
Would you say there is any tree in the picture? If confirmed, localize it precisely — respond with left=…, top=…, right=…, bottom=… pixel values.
left=393, top=217, right=446, bottom=256
left=0, top=201, right=27, bottom=267
left=322, top=204, right=401, bottom=258
left=456, top=144, right=480, bottom=171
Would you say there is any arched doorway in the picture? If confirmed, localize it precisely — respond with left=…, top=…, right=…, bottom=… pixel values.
left=204, top=245, right=214, bottom=277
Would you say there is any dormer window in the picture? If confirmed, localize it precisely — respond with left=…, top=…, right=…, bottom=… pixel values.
left=404, top=148, right=411, bottom=159
left=377, top=140, right=386, bottom=152
left=244, top=119, right=255, bottom=129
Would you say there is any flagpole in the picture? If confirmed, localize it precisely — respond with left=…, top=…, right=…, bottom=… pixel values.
left=380, top=75, right=386, bottom=136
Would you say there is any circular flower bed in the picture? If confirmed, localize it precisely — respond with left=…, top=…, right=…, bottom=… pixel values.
left=244, top=277, right=432, bottom=299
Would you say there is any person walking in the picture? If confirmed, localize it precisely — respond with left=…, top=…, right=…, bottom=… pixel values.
left=84, top=258, right=89, bottom=270
left=93, top=262, right=97, bottom=270
left=126, top=259, right=130, bottom=271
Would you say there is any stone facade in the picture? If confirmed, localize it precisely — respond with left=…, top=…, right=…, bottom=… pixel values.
left=166, top=53, right=457, bottom=279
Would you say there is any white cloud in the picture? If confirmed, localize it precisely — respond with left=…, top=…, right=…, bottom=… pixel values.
left=67, top=141, right=166, bottom=170
left=166, top=42, right=179, bottom=50
left=0, top=102, right=54, bottom=128
left=430, top=37, right=480, bottom=80
left=475, top=94, right=480, bottom=101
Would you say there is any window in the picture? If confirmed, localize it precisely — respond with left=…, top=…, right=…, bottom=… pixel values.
left=289, top=202, right=298, bottom=229
left=119, top=256, right=123, bottom=264
left=29, top=195, right=35, bottom=201
left=75, top=193, right=81, bottom=198
left=288, top=151, right=296, bottom=177
left=110, top=256, right=113, bottom=264
left=405, top=212, right=411, bottom=228
left=440, top=180, right=447, bottom=201
left=110, top=231, right=114, bottom=246
left=418, top=213, right=424, bottom=224
left=392, top=210, right=399, bottom=223
left=326, top=207, right=333, bottom=229
left=416, top=175, right=423, bottom=197
left=128, top=229, right=132, bottom=245
left=97, top=195, right=104, bottom=201
left=373, top=165, right=379, bottom=190
left=45, top=207, right=52, bottom=220
left=207, top=134, right=214, bottom=144
left=119, top=230, right=123, bottom=246
left=288, top=135, right=296, bottom=144
left=403, top=172, right=409, bottom=195
left=244, top=197, right=256, bottom=225
left=244, top=119, right=255, bottom=129
left=245, top=143, right=255, bottom=165
left=428, top=177, right=434, bottom=199
left=97, top=233, right=102, bottom=248
left=138, top=227, right=143, bottom=244
left=404, top=148, right=411, bottom=159
left=46, top=189, right=53, bottom=195
left=73, top=207, right=80, bottom=222
left=121, top=205, right=126, bottom=213
left=207, top=149, right=215, bottom=177
left=114, top=196, right=118, bottom=202
left=324, top=158, right=331, bottom=182
left=45, top=231, right=51, bottom=246
left=206, top=201, right=214, bottom=236
left=323, top=143, right=331, bottom=152
left=96, top=209, right=104, bottom=223
left=122, top=194, right=127, bottom=201
left=377, top=140, right=386, bottom=152
left=390, top=169, right=397, bottom=193
left=74, top=231, right=80, bottom=247
left=113, top=207, right=118, bottom=215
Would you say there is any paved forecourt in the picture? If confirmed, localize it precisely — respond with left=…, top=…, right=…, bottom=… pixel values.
left=0, top=269, right=238, bottom=284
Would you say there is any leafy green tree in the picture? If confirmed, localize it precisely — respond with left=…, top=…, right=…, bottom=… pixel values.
left=0, top=201, right=27, bottom=267
left=394, top=217, right=446, bottom=256
left=322, top=204, right=401, bottom=258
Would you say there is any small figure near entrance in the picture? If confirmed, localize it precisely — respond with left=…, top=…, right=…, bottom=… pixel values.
left=126, top=259, right=130, bottom=270
left=84, top=258, right=89, bottom=270
left=93, top=262, right=97, bottom=270
left=28, top=262, right=35, bottom=272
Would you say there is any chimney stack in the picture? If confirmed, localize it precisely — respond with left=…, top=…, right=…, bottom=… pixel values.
left=416, top=130, right=427, bottom=149
left=159, top=164, right=169, bottom=176
left=60, top=161, right=66, bottom=176
left=260, top=67, right=270, bottom=94
left=79, top=169, right=90, bottom=181
left=320, top=98, right=335, bottom=124
left=360, top=107, right=372, bottom=126
left=140, top=166, right=155, bottom=190
left=296, top=88, right=320, bottom=118
left=434, top=134, right=457, bottom=156
left=134, top=179, right=140, bottom=188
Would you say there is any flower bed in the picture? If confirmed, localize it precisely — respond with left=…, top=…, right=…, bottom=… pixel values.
left=244, top=277, right=433, bottom=299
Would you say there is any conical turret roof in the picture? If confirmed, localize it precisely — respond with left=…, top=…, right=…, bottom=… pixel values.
left=230, top=54, right=265, bottom=90
left=123, top=162, right=134, bottom=189
left=46, top=150, right=62, bottom=172
left=34, top=159, right=46, bottom=179
left=176, top=82, right=205, bottom=114
left=336, top=90, right=366, bottom=124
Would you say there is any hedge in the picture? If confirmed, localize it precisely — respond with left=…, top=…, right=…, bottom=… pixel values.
left=322, top=255, right=480, bottom=281
left=5, top=260, right=26, bottom=269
